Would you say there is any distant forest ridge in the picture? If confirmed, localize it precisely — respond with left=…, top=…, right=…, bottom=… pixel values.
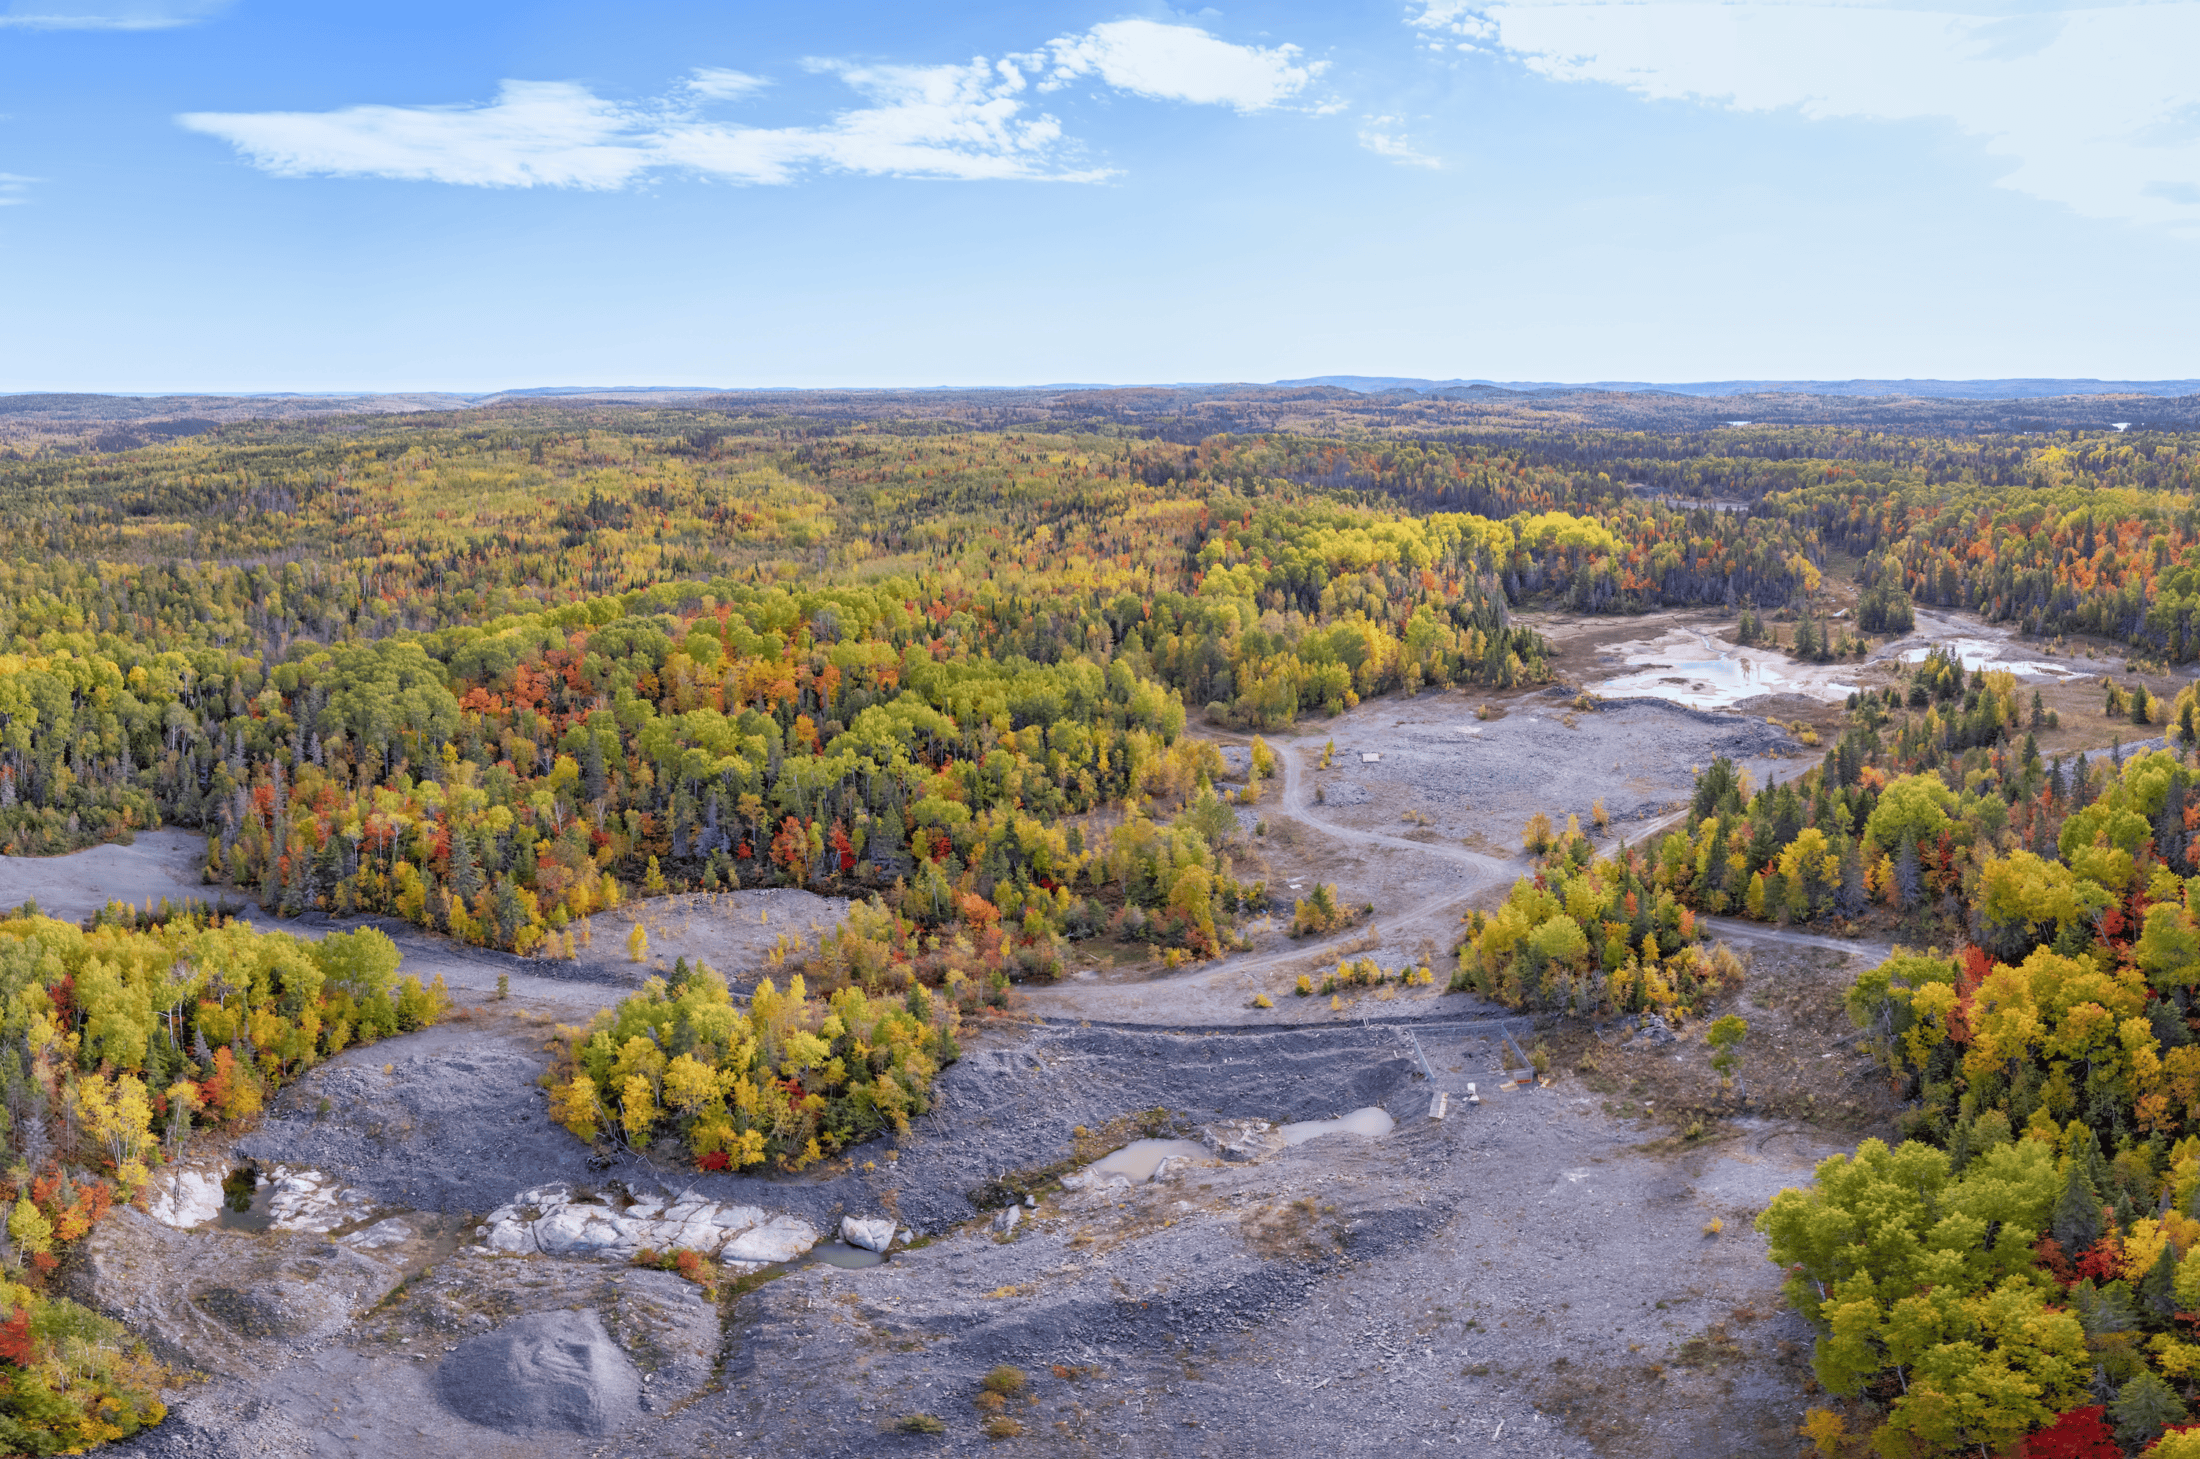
left=6, top=377, right=2200, bottom=451
left=1277, top=376, right=2200, bottom=399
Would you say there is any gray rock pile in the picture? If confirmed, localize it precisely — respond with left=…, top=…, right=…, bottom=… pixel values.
left=434, top=1309, right=644, bottom=1436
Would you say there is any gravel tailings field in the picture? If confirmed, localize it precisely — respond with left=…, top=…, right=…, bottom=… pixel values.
left=1304, top=689, right=1800, bottom=845
left=95, top=987, right=1872, bottom=1459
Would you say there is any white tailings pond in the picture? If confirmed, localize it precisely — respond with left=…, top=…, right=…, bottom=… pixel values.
left=1592, top=627, right=1857, bottom=710
left=1899, top=637, right=2086, bottom=680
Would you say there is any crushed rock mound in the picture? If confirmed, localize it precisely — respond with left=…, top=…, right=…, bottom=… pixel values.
left=69, top=1209, right=405, bottom=1376
left=434, top=1308, right=644, bottom=1436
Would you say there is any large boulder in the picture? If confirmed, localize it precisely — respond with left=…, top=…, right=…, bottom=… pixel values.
left=721, top=1214, right=816, bottom=1267
left=145, top=1165, right=228, bottom=1228
left=434, top=1309, right=643, bottom=1436
left=1202, top=1120, right=1285, bottom=1162
left=840, top=1215, right=896, bottom=1252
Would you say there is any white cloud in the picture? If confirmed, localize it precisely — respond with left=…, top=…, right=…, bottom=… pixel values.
left=1041, top=18, right=1324, bottom=111
left=179, top=82, right=658, bottom=189
left=179, top=20, right=1334, bottom=190
left=0, top=0, right=224, bottom=28
left=181, top=65, right=1100, bottom=189
left=1435, top=0, right=2200, bottom=228
left=1359, top=117, right=1441, bottom=167
left=658, top=59, right=1100, bottom=184
left=0, top=173, right=33, bottom=205
left=685, top=68, right=769, bottom=102
left=1409, top=1, right=1498, bottom=49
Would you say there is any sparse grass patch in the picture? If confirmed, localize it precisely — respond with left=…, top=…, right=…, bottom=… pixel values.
left=1239, top=1197, right=1335, bottom=1261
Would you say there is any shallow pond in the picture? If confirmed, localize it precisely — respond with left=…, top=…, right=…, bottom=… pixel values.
left=805, top=1241, right=887, bottom=1270
left=1277, top=1106, right=1395, bottom=1146
left=1086, top=1138, right=1210, bottom=1183
left=1595, top=653, right=1857, bottom=710
left=216, top=1165, right=275, bottom=1234
left=1901, top=638, right=2082, bottom=680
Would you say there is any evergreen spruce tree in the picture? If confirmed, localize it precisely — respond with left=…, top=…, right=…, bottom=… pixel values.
left=1894, top=831, right=1922, bottom=911
left=584, top=736, right=609, bottom=803
left=2111, top=1369, right=2188, bottom=1446
left=2077, top=1126, right=2112, bottom=1191
left=2052, top=1153, right=2103, bottom=1253
left=1836, top=842, right=1866, bottom=917
left=448, top=825, right=482, bottom=905
left=2140, top=1239, right=2180, bottom=1319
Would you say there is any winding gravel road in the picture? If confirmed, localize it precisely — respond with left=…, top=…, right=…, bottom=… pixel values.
left=1024, top=731, right=1896, bottom=1028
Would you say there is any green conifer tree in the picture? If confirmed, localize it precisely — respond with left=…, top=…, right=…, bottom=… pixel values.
left=2111, top=1369, right=2187, bottom=1446
left=2051, top=1153, right=2103, bottom=1254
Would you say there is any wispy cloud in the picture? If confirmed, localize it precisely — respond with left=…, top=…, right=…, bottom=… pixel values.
left=1417, top=0, right=2200, bottom=229
left=1358, top=116, right=1441, bottom=168
left=657, top=58, right=1098, bottom=185
left=0, top=174, right=34, bottom=205
left=179, top=82, right=658, bottom=189
left=684, top=68, right=769, bottom=102
left=1040, top=18, right=1324, bottom=111
left=1408, top=1, right=1498, bottom=50
left=178, top=20, right=1329, bottom=189
left=0, top=0, right=226, bottom=29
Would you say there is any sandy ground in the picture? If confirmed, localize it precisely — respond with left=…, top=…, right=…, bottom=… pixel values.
left=0, top=833, right=853, bottom=1020
left=0, top=827, right=212, bottom=921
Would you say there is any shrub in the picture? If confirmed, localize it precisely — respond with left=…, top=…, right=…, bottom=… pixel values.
left=1521, top=812, right=1553, bottom=854
left=1289, top=883, right=1343, bottom=936
left=898, top=1413, right=947, bottom=1435
left=983, top=1366, right=1027, bottom=1396
left=981, top=1415, right=1024, bottom=1440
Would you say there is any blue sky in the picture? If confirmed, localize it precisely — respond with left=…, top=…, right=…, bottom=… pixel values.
left=3, top=0, right=2198, bottom=391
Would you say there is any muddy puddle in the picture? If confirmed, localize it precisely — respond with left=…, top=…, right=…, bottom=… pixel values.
left=805, top=1241, right=888, bottom=1270
left=1277, top=1106, right=1395, bottom=1145
left=1087, top=1138, right=1210, bottom=1183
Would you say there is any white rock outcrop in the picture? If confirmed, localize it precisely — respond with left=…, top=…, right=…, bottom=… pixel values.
left=840, top=1216, right=896, bottom=1252
left=338, top=1217, right=414, bottom=1251
left=146, top=1166, right=228, bottom=1228
left=144, top=1162, right=376, bottom=1232
left=475, top=1185, right=815, bottom=1270
left=720, top=1214, right=818, bottom=1268
left=263, top=1167, right=380, bottom=1233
